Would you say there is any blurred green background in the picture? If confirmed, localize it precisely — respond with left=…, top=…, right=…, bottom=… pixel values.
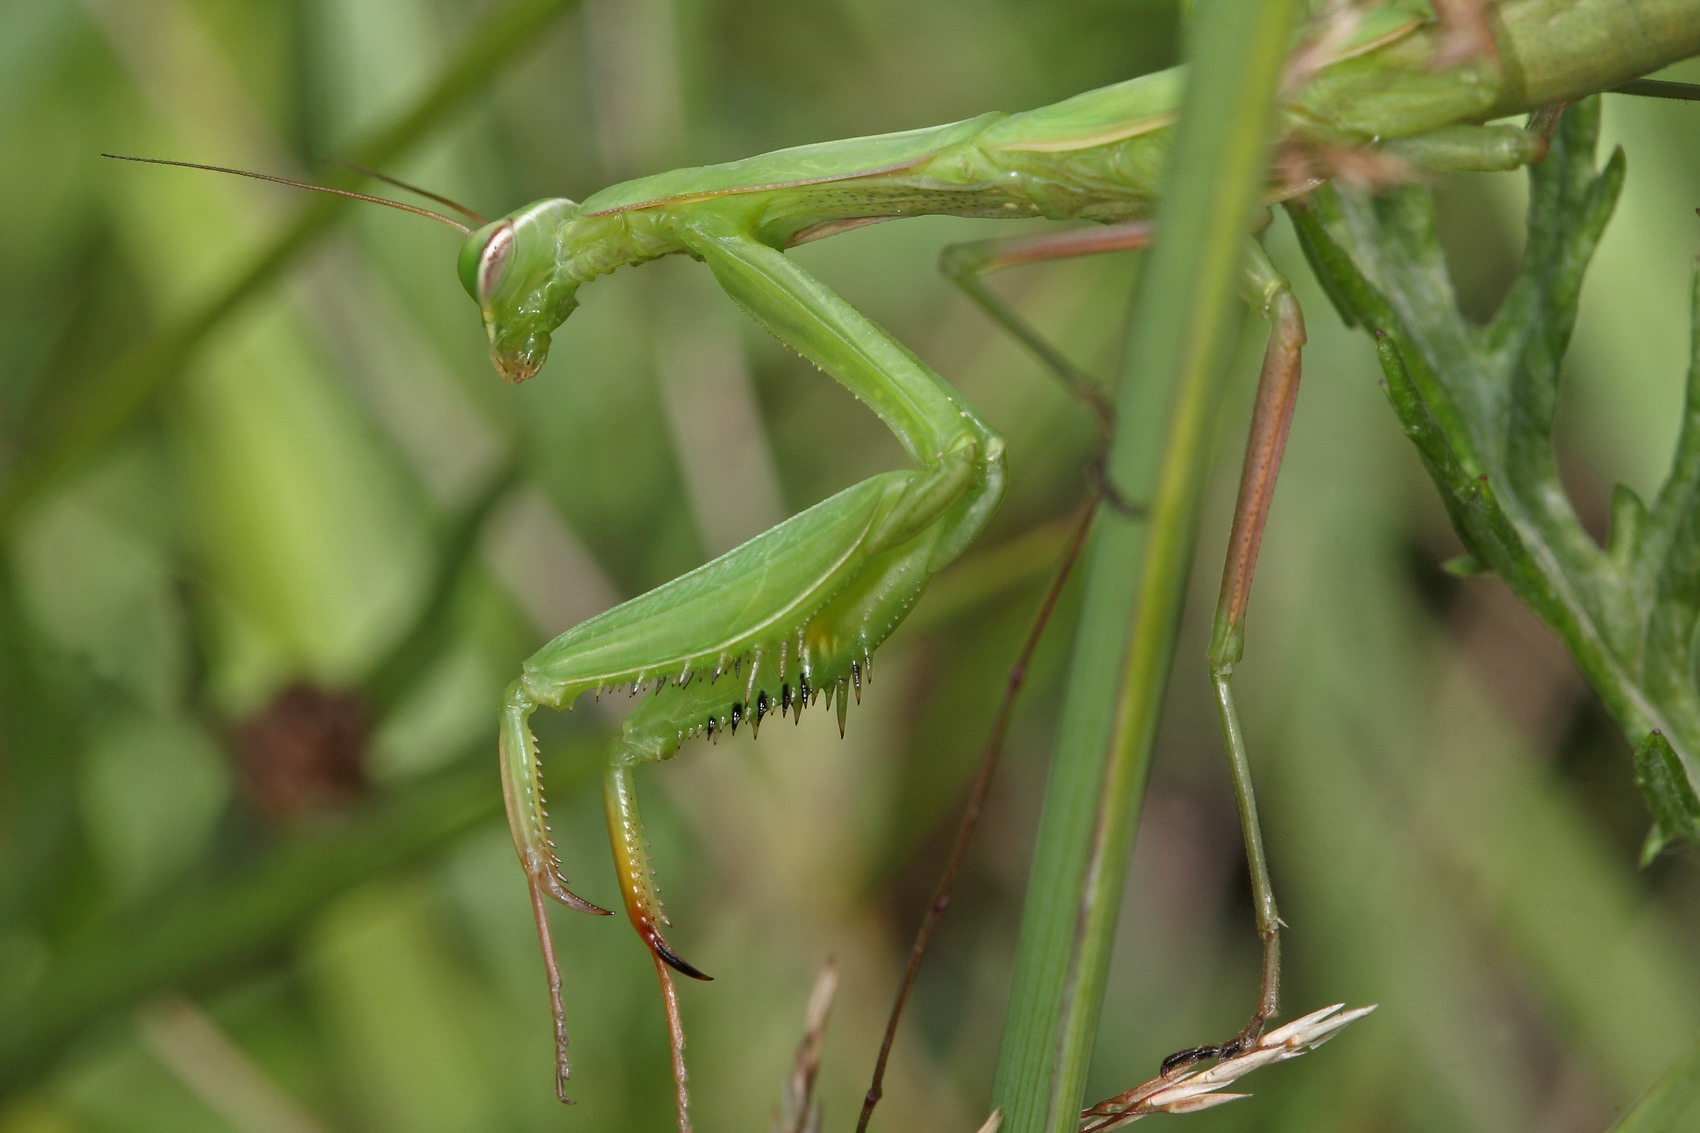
left=2, top=1, right=1698, bottom=1130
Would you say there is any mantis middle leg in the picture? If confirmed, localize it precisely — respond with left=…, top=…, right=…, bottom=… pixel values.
left=500, top=219, right=1006, bottom=1128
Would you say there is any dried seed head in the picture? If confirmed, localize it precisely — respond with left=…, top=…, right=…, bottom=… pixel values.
left=1079, top=1003, right=1376, bottom=1131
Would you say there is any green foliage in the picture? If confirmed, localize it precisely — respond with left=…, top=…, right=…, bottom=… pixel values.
left=1292, top=98, right=1700, bottom=855
left=2, top=1, right=1699, bottom=1131
left=1610, top=1028, right=1700, bottom=1132
left=1635, top=732, right=1700, bottom=864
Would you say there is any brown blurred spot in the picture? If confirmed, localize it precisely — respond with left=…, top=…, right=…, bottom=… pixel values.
left=233, top=683, right=370, bottom=825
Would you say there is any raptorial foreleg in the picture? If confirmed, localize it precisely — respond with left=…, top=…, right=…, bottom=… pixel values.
left=502, top=221, right=1007, bottom=1129
left=497, top=682, right=612, bottom=1103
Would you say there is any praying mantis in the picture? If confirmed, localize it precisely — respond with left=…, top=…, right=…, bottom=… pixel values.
left=108, top=0, right=1700, bottom=1128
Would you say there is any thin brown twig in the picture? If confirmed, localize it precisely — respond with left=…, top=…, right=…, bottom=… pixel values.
left=773, top=961, right=839, bottom=1133
left=856, top=494, right=1100, bottom=1132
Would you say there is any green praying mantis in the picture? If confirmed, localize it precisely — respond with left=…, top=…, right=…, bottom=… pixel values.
left=108, top=0, right=1700, bottom=1128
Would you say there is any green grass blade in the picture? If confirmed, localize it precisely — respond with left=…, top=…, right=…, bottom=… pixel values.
left=989, top=1, right=1304, bottom=1129
left=0, top=0, right=584, bottom=539
left=0, top=739, right=593, bottom=1100
left=1610, top=1029, right=1700, bottom=1133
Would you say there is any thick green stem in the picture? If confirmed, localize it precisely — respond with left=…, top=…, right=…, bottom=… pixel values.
left=1488, top=0, right=1700, bottom=116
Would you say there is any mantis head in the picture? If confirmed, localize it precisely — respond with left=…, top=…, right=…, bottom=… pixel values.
left=99, top=154, right=591, bottom=386
left=459, top=199, right=584, bottom=383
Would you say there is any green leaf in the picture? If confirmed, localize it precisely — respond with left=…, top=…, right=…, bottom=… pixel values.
left=1440, top=554, right=1489, bottom=578
left=1292, top=97, right=1700, bottom=848
left=1635, top=731, right=1700, bottom=864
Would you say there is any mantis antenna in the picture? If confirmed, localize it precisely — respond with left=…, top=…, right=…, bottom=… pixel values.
left=322, top=158, right=487, bottom=226
left=99, top=153, right=473, bottom=234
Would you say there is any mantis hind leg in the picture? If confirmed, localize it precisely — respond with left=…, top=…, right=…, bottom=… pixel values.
left=943, top=220, right=1300, bottom=1066
left=1148, top=245, right=1304, bottom=1081
left=1183, top=244, right=1305, bottom=1068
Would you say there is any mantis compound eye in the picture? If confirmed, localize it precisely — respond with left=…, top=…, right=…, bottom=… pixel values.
left=477, top=222, right=515, bottom=301
left=457, top=219, right=515, bottom=303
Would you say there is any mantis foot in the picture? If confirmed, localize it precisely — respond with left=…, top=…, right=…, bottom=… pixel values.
left=1087, top=1005, right=1376, bottom=1131
left=649, top=928, right=713, bottom=982
left=538, top=866, right=612, bottom=916
left=1156, top=1011, right=1270, bottom=1078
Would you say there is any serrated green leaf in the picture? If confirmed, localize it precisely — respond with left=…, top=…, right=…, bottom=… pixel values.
left=1292, top=97, right=1700, bottom=845
left=1635, top=731, right=1700, bottom=863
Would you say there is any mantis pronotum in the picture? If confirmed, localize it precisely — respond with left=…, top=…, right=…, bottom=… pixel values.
left=108, top=1, right=1700, bottom=1128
